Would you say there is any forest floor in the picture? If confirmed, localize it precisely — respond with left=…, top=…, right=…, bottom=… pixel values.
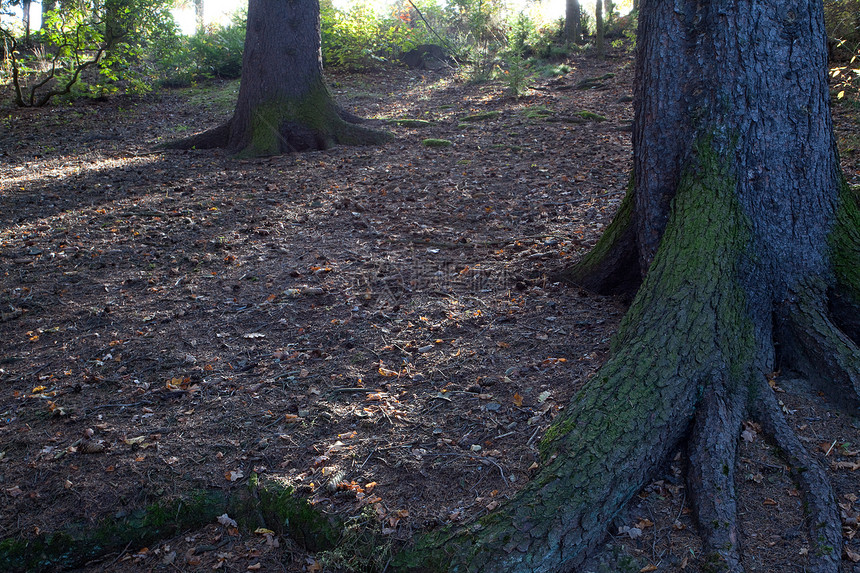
left=2, top=48, right=860, bottom=573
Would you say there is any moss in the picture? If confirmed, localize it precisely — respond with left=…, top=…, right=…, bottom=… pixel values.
left=239, top=81, right=391, bottom=157
left=0, top=490, right=228, bottom=572
left=257, top=478, right=341, bottom=552
left=830, top=180, right=860, bottom=302
left=460, top=111, right=501, bottom=122
left=523, top=106, right=554, bottom=120
left=564, top=176, right=635, bottom=286
left=576, top=110, right=608, bottom=122
left=422, top=138, right=452, bottom=148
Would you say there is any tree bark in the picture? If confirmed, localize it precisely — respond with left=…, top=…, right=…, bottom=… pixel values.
left=594, top=0, right=604, bottom=58
left=167, top=0, right=390, bottom=157
left=21, top=0, right=31, bottom=44
left=40, top=0, right=55, bottom=30
left=393, top=0, right=859, bottom=569
left=563, top=0, right=581, bottom=45
left=194, top=0, right=204, bottom=33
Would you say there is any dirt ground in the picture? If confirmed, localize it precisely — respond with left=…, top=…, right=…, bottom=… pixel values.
left=2, top=48, right=860, bottom=572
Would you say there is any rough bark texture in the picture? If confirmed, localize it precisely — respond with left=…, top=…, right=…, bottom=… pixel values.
left=564, top=0, right=581, bottom=45
left=166, top=0, right=390, bottom=157
left=394, top=0, right=859, bottom=570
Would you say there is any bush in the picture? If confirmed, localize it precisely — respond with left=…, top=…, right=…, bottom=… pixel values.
left=321, top=0, right=416, bottom=70
left=2, top=0, right=178, bottom=106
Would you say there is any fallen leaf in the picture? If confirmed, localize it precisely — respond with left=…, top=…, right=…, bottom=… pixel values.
left=512, top=392, right=524, bottom=407
left=243, top=332, right=266, bottom=339
left=255, top=528, right=275, bottom=535
left=226, top=470, right=244, bottom=482
left=5, top=486, right=22, bottom=497
left=846, top=547, right=860, bottom=562
left=640, top=565, right=658, bottom=573
left=217, top=514, right=238, bottom=528
left=763, top=498, right=778, bottom=506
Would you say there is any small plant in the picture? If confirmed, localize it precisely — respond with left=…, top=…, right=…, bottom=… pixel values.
left=498, top=51, right=531, bottom=97
left=831, top=40, right=860, bottom=103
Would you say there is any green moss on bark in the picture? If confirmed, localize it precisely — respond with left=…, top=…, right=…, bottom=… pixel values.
left=237, top=82, right=391, bottom=157
left=831, top=181, right=860, bottom=302
left=393, top=139, right=759, bottom=573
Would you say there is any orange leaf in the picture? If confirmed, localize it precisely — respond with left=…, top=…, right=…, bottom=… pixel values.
left=378, top=367, right=399, bottom=377
left=512, top=393, right=523, bottom=407
left=762, top=498, right=778, bottom=506
left=640, top=565, right=658, bottom=572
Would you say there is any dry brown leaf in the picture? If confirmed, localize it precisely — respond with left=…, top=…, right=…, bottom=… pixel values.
left=640, top=565, right=658, bottom=572
left=763, top=498, right=778, bottom=506
left=512, top=392, right=524, bottom=407
left=846, top=547, right=860, bottom=562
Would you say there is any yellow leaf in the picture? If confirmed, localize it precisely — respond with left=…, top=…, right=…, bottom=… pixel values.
left=254, top=528, right=275, bottom=535
left=839, top=90, right=845, bottom=99
left=640, top=565, right=658, bottom=572
left=378, top=367, right=399, bottom=377
left=512, top=393, right=524, bottom=407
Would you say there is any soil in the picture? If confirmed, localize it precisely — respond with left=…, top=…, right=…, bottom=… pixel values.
left=2, top=47, right=860, bottom=572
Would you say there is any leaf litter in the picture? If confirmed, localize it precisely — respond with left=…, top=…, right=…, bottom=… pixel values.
left=1, top=47, right=860, bottom=571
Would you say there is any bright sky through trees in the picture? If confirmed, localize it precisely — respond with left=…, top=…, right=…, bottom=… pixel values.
left=5, top=0, right=577, bottom=36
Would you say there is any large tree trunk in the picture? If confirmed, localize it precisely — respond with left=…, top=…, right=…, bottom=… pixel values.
left=40, top=0, right=55, bottom=30
left=563, top=0, right=581, bottom=45
left=168, top=0, right=389, bottom=157
left=393, top=0, right=859, bottom=570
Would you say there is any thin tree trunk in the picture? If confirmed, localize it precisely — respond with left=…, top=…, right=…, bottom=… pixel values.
left=594, top=0, right=604, bottom=59
left=22, top=0, right=31, bottom=44
left=194, top=0, right=204, bottom=33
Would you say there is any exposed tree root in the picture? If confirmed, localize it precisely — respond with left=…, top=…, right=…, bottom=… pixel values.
left=161, top=105, right=390, bottom=155
left=160, top=121, right=232, bottom=150
left=554, top=184, right=641, bottom=299
left=686, top=383, right=747, bottom=573
left=828, top=289, right=860, bottom=344
left=751, top=377, right=842, bottom=573
left=780, top=296, right=860, bottom=409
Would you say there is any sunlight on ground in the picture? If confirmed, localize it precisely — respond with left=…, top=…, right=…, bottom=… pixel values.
left=0, top=156, right=159, bottom=204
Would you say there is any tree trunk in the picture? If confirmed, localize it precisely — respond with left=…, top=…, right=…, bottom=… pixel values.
left=563, top=0, right=580, bottom=45
left=167, top=0, right=390, bottom=157
left=393, top=0, right=859, bottom=570
left=594, top=0, right=604, bottom=59
left=21, top=0, right=31, bottom=44
left=40, top=0, right=54, bottom=31
left=194, top=0, right=204, bottom=33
